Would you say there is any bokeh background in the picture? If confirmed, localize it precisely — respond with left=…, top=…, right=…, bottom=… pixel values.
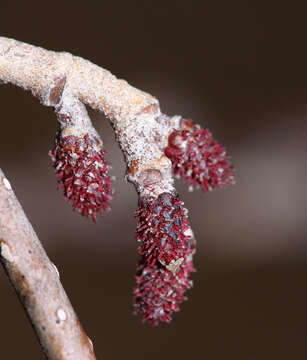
left=1, top=1, right=307, bottom=359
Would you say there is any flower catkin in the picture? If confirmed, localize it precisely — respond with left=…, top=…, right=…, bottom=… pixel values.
left=49, top=132, right=113, bottom=222
left=133, top=192, right=195, bottom=326
left=165, top=118, right=235, bottom=192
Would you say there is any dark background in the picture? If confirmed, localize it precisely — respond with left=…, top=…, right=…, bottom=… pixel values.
left=1, top=1, right=307, bottom=359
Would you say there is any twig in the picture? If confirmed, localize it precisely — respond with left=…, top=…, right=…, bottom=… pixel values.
left=0, top=36, right=234, bottom=330
left=0, top=169, right=96, bottom=360
left=0, top=37, right=178, bottom=197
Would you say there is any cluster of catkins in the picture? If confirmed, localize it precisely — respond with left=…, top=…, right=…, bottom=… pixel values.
left=49, top=117, right=234, bottom=326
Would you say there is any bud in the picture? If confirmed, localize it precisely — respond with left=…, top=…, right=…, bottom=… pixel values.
left=49, top=132, right=113, bottom=222
left=165, top=118, right=234, bottom=192
left=134, top=192, right=195, bottom=325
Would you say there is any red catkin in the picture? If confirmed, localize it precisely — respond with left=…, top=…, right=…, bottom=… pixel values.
left=49, top=133, right=113, bottom=222
left=165, top=118, right=235, bottom=192
left=133, top=192, right=195, bottom=326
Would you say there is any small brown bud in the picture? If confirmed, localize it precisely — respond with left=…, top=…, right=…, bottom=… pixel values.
left=48, top=76, right=66, bottom=106
left=138, top=169, right=162, bottom=186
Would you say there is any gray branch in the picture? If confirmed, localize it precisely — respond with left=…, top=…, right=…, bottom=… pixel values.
left=0, top=169, right=96, bottom=360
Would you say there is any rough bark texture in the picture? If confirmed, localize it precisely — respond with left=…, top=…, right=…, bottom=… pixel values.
left=0, top=37, right=182, bottom=198
left=0, top=169, right=96, bottom=360
left=0, top=37, right=156, bottom=119
left=0, top=36, right=206, bottom=350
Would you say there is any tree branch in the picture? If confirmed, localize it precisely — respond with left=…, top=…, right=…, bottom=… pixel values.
left=0, top=169, right=96, bottom=360
left=0, top=37, right=179, bottom=198
left=0, top=36, right=234, bottom=330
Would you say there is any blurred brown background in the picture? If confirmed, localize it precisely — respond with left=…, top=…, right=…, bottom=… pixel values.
left=1, top=0, right=307, bottom=359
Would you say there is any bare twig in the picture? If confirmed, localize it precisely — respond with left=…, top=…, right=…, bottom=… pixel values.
left=0, top=169, right=96, bottom=360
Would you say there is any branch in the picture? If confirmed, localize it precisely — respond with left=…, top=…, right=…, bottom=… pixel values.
left=0, top=169, right=96, bottom=360
left=0, top=37, right=234, bottom=327
left=0, top=37, right=177, bottom=197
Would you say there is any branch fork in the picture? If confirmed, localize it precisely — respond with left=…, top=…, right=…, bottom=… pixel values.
left=0, top=36, right=234, bottom=356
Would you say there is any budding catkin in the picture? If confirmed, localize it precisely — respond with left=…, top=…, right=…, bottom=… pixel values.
left=49, top=131, right=113, bottom=222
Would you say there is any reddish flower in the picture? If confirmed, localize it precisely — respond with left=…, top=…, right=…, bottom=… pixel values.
left=134, top=256, right=194, bottom=326
left=136, top=192, right=191, bottom=268
left=165, top=118, right=235, bottom=192
left=49, top=133, right=113, bottom=222
left=133, top=192, right=195, bottom=326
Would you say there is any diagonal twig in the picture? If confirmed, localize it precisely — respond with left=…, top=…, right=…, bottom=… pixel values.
left=0, top=169, right=96, bottom=360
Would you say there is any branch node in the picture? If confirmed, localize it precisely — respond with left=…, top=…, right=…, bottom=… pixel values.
left=56, top=307, right=67, bottom=323
left=2, top=177, right=12, bottom=190
left=138, top=168, right=162, bottom=186
left=51, top=262, right=60, bottom=278
left=46, top=76, right=67, bottom=106
left=0, top=240, right=13, bottom=262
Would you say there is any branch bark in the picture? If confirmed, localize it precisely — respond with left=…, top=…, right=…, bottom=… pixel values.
left=0, top=169, right=96, bottom=360
left=0, top=37, right=181, bottom=198
left=0, top=36, right=198, bottom=349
